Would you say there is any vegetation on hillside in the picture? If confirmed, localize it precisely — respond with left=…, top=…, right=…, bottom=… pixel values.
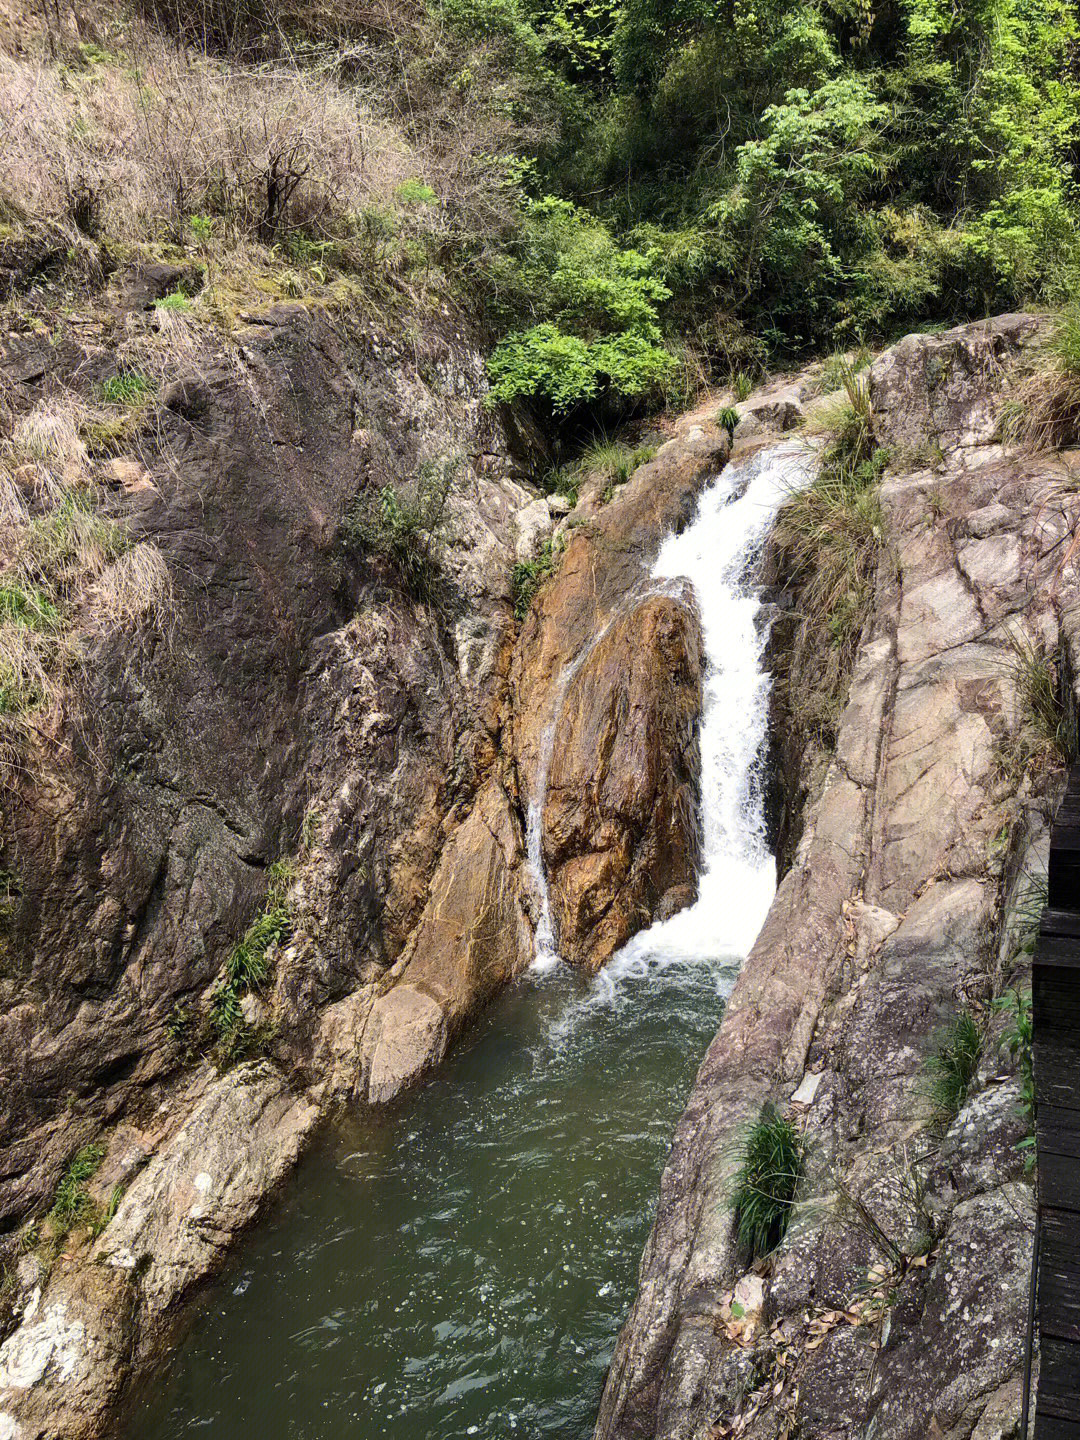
left=4, top=0, right=1079, bottom=438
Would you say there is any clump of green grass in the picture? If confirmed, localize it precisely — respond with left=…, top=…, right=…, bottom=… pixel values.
left=818, top=346, right=872, bottom=396
left=101, top=372, right=154, bottom=406
left=773, top=367, right=887, bottom=747
left=926, top=1009, right=983, bottom=1124
left=48, top=1143, right=105, bottom=1233
left=208, top=858, right=294, bottom=1061
left=1005, top=307, right=1080, bottom=451
left=1000, top=633, right=1077, bottom=783
left=993, top=987, right=1036, bottom=1171
left=343, top=458, right=457, bottom=605
left=576, top=435, right=659, bottom=502
left=512, top=537, right=559, bottom=621
left=541, top=464, right=580, bottom=507
left=0, top=584, right=59, bottom=630
left=732, top=370, right=755, bottom=402
left=716, top=406, right=739, bottom=438
left=731, top=1103, right=804, bottom=1260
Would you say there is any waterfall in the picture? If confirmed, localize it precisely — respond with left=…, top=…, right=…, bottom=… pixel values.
left=528, top=437, right=817, bottom=975
left=614, top=437, right=817, bottom=972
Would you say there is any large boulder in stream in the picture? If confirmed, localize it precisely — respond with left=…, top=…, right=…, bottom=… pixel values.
left=543, top=593, right=703, bottom=969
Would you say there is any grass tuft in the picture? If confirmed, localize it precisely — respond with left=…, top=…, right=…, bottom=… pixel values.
left=48, top=1143, right=106, bottom=1233
left=101, top=373, right=154, bottom=407
left=773, top=364, right=887, bottom=748
left=731, top=1103, right=804, bottom=1260
left=1000, top=632, right=1077, bottom=783
left=926, top=1009, right=983, bottom=1123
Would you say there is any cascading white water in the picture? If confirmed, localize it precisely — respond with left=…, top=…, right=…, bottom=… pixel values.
left=612, top=437, right=817, bottom=973
left=529, top=437, right=817, bottom=982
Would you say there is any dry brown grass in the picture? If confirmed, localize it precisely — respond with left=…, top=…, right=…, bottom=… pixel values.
left=0, top=37, right=420, bottom=243
left=0, top=390, right=172, bottom=772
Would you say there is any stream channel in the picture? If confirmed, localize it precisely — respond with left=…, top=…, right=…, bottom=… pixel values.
left=137, top=439, right=816, bottom=1440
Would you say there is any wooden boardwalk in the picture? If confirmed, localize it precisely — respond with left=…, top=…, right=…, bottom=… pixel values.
left=1034, top=765, right=1080, bottom=1436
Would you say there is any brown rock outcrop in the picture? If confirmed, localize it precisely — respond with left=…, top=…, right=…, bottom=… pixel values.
left=511, top=411, right=730, bottom=968
left=543, top=593, right=703, bottom=968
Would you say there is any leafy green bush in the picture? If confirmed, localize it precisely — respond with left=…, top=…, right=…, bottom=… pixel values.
left=487, top=198, right=676, bottom=411
left=731, top=1103, right=804, bottom=1259
left=926, top=1010, right=983, bottom=1123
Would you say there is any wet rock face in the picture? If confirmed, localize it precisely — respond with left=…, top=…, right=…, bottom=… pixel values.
left=511, top=411, right=730, bottom=969
left=0, top=1062, right=318, bottom=1440
left=544, top=594, right=703, bottom=968
left=598, top=314, right=1071, bottom=1440
left=0, top=299, right=525, bottom=1227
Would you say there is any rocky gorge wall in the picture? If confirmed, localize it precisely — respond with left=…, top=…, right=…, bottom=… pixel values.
left=0, top=249, right=732, bottom=1437
left=597, top=313, right=1072, bottom=1440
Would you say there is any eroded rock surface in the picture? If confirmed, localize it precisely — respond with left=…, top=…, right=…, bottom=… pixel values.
left=597, top=313, right=1066, bottom=1440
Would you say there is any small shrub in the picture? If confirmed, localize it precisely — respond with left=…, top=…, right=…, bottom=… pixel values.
left=716, top=406, right=739, bottom=438
left=731, top=1103, right=804, bottom=1260
left=154, top=289, right=191, bottom=311
left=188, top=213, right=215, bottom=242
left=343, top=459, right=457, bottom=604
left=1002, top=633, right=1077, bottom=782
left=396, top=179, right=439, bottom=206
left=101, top=373, right=154, bottom=407
left=48, top=1143, right=105, bottom=1234
left=993, top=988, right=1036, bottom=1171
left=926, top=1010, right=983, bottom=1123
left=512, top=537, right=559, bottom=620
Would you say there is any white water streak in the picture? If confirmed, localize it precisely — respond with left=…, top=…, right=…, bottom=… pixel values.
left=529, top=438, right=817, bottom=1003
left=608, top=438, right=818, bottom=980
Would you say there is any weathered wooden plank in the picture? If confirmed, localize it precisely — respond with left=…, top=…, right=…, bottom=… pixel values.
left=1036, top=1414, right=1080, bottom=1440
left=1037, top=1336, right=1080, bottom=1424
left=1040, top=1206, right=1080, bottom=1343
left=1040, top=1150, right=1080, bottom=1214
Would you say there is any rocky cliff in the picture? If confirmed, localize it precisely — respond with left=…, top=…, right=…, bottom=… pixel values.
left=597, top=313, right=1067, bottom=1440
left=0, top=233, right=732, bottom=1434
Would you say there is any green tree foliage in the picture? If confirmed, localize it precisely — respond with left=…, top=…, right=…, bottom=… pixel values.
left=448, top=0, right=1080, bottom=394
left=487, top=197, right=676, bottom=409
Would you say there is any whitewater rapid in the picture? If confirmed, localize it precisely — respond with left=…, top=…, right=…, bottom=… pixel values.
left=531, top=437, right=817, bottom=982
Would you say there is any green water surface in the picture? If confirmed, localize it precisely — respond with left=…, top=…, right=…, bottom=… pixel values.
left=136, top=958, right=732, bottom=1440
